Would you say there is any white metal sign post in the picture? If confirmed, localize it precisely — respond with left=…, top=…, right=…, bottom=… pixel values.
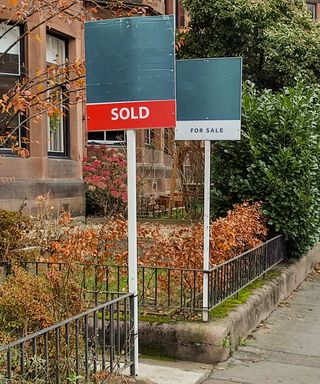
left=127, top=129, right=139, bottom=374
left=85, top=16, right=176, bottom=374
left=203, top=140, right=211, bottom=322
left=175, top=58, right=242, bottom=321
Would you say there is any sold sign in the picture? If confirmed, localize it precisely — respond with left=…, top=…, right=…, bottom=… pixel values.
left=87, top=100, right=175, bottom=131
left=111, top=106, right=150, bottom=121
left=85, top=17, right=176, bottom=132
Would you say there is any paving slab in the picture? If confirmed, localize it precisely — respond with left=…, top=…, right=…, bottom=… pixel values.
left=243, top=283, right=320, bottom=357
left=199, top=266, right=320, bottom=384
left=136, top=358, right=212, bottom=384
left=233, top=347, right=320, bottom=368
left=203, top=359, right=320, bottom=384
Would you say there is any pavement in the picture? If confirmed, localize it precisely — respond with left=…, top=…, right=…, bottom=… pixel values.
left=137, top=264, right=320, bottom=384
left=137, top=359, right=212, bottom=384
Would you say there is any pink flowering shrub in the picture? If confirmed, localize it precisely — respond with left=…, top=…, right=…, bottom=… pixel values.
left=83, top=145, right=127, bottom=216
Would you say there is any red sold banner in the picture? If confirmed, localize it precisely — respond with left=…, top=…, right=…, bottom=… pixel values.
left=87, top=100, right=176, bottom=131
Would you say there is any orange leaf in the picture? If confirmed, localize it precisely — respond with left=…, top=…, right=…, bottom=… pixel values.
left=35, top=34, right=42, bottom=43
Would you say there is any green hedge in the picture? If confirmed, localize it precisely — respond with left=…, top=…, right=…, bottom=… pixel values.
left=211, top=81, right=320, bottom=257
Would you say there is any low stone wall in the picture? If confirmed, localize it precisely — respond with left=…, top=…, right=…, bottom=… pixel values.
left=138, top=244, right=320, bottom=363
left=0, top=178, right=85, bottom=216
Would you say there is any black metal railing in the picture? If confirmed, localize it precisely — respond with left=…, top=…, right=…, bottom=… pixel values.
left=137, top=195, right=203, bottom=220
left=0, top=293, right=135, bottom=383
left=0, top=261, right=205, bottom=312
left=207, top=235, right=285, bottom=309
left=0, top=235, right=285, bottom=315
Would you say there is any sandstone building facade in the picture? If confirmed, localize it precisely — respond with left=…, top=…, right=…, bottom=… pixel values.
left=0, top=0, right=184, bottom=216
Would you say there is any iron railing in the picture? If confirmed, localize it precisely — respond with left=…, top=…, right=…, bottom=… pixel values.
left=207, top=234, right=285, bottom=310
left=137, top=195, right=203, bottom=220
left=0, top=293, right=136, bottom=383
left=0, top=235, right=285, bottom=315
left=0, top=261, right=205, bottom=312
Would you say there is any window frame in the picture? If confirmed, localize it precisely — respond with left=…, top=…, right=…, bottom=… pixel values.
left=46, top=32, right=70, bottom=158
left=307, top=1, right=318, bottom=19
left=0, top=22, right=27, bottom=154
left=87, top=130, right=126, bottom=146
left=144, top=129, right=154, bottom=147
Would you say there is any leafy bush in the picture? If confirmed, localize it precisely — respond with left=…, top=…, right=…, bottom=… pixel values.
left=47, top=202, right=267, bottom=269
left=0, top=266, right=87, bottom=382
left=49, top=219, right=128, bottom=265
left=211, top=202, right=267, bottom=265
left=180, top=0, right=320, bottom=90
left=0, top=266, right=86, bottom=342
left=135, top=201, right=267, bottom=269
left=0, top=209, right=32, bottom=259
left=83, top=145, right=127, bottom=217
left=211, top=81, right=320, bottom=257
left=0, top=267, right=54, bottom=338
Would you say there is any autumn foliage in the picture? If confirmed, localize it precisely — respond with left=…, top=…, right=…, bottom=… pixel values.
left=47, top=201, right=267, bottom=269
left=0, top=201, right=268, bottom=344
left=0, top=0, right=165, bottom=155
left=0, top=209, right=32, bottom=258
left=0, top=265, right=85, bottom=343
left=39, top=202, right=268, bottom=307
left=135, top=201, right=268, bottom=269
left=211, top=201, right=268, bottom=265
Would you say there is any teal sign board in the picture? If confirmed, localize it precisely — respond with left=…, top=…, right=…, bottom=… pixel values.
left=175, top=58, right=242, bottom=141
left=85, top=16, right=176, bottom=131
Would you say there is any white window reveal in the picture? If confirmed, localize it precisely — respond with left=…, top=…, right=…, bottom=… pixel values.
left=46, top=35, right=65, bottom=65
left=46, top=35, right=67, bottom=155
left=0, top=24, right=20, bottom=75
left=307, top=3, right=317, bottom=19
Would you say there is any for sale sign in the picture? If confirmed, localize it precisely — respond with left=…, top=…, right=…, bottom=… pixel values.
left=175, top=58, right=242, bottom=141
left=85, top=16, right=176, bottom=131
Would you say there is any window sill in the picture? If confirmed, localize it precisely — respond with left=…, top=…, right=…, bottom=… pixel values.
left=48, top=153, right=70, bottom=159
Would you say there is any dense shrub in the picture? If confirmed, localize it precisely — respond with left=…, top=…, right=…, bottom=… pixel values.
left=83, top=145, right=127, bottom=217
left=0, top=267, right=54, bottom=338
left=0, top=209, right=31, bottom=259
left=49, top=219, right=128, bottom=265
left=47, top=202, right=267, bottom=268
left=0, top=266, right=86, bottom=342
left=180, top=0, right=320, bottom=90
left=211, top=81, right=320, bottom=257
left=136, top=201, right=267, bottom=268
left=211, top=201, right=268, bottom=265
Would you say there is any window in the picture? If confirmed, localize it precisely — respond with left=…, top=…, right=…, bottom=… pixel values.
left=0, top=24, right=23, bottom=150
left=144, top=129, right=154, bottom=146
left=87, top=130, right=126, bottom=146
left=307, top=2, right=317, bottom=19
left=46, top=34, right=68, bottom=156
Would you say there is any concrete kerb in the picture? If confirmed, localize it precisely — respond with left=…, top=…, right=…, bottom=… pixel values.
left=138, top=244, right=320, bottom=364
